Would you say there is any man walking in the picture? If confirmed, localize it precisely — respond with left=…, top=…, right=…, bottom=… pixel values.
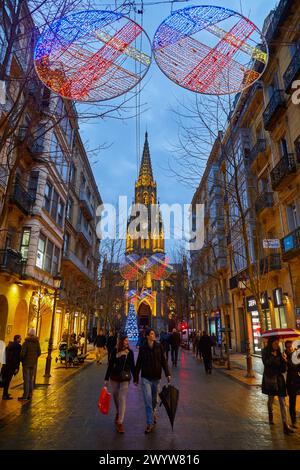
left=169, top=328, right=181, bottom=367
left=18, top=329, right=41, bottom=401
left=134, top=328, right=171, bottom=434
left=94, top=329, right=106, bottom=364
left=199, top=331, right=214, bottom=374
left=1, top=334, right=22, bottom=400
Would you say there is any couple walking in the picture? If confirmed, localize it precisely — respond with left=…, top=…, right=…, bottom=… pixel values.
left=104, top=328, right=171, bottom=434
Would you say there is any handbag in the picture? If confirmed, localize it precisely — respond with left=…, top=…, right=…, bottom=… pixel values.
left=111, top=353, right=131, bottom=382
left=98, top=386, right=111, bottom=415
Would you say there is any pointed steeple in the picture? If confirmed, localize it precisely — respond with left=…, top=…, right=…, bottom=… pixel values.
left=137, top=132, right=154, bottom=186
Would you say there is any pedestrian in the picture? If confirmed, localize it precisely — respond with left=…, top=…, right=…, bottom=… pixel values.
left=134, top=328, right=171, bottom=434
left=79, top=333, right=85, bottom=355
left=198, top=331, right=213, bottom=374
left=284, top=340, right=300, bottom=429
left=262, top=336, right=294, bottom=435
left=136, top=329, right=146, bottom=349
left=18, top=328, right=41, bottom=401
left=104, top=335, right=135, bottom=434
left=169, top=328, right=181, bottom=367
left=160, top=331, right=170, bottom=362
left=107, top=331, right=117, bottom=362
left=195, top=331, right=202, bottom=360
left=94, top=329, right=106, bottom=364
left=1, top=335, right=22, bottom=400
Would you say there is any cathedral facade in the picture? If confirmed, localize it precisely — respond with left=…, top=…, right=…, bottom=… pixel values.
left=124, top=133, right=168, bottom=332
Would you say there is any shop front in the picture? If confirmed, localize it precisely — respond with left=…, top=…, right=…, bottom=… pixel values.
left=273, top=288, right=288, bottom=328
left=209, top=311, right=222, bottom=346
left=246, top=293, right=272, bottom=355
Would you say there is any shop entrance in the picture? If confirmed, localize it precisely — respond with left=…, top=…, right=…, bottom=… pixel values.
left=138, top=302, right=151, bottom=328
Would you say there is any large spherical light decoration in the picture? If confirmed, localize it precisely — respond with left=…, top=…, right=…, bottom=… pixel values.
left=34, top=10, right=152, bottom=102
left=153, top=5, right=268, bottom=95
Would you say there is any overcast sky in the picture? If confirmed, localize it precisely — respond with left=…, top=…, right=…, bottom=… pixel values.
left=79, top=0, right=278, bottom=256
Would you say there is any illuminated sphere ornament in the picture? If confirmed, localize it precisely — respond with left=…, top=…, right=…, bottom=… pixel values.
left=153, top=5, right=268, bottom=95
left=34, top=10, right=152, bottom=102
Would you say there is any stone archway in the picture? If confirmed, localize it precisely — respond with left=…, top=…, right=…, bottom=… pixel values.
left=138, top=302, right=151, bottom=328
left=12, top=299, right=28, bottom=341
left=0, top=295, right=8, bottom=341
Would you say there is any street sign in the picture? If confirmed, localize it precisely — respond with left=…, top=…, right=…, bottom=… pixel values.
left=263, top=239, right=280, bottom=249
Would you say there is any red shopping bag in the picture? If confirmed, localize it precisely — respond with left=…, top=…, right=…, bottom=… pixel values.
left=98, top=386, right=111, bottom=415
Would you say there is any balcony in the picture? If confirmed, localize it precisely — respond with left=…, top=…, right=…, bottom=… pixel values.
left=270, top=154, right=296, bottom=190
left=79, top=191, right=94, bottom=221
left=263, top=90, right=286, bottom=131
left=265, top=0, right=293, bottom=44
left=0, top=249, right=26, bottom=277
left=260, top=253, right=281, bottom=274
left=63, top=250, right=95, bottom=282
left=248, top=139, right=267, bottom=164
left=255, top=191, right=274, bottom=214
left=10, top=181, right=34, bottom=215
left=281, top=227, right=300, bottom=260
left=77, top=223, right=93, bottom=246
left=0, top=165, right=7, bottom=189
left=295, top=141, right=300, bottom=165
left=17, top=127, right=44, bottom=155
left=284, top=47, right=300, bottom=92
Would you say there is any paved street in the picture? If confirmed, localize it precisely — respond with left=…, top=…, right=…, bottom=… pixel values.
left=1, top=347, right=300, bottom=450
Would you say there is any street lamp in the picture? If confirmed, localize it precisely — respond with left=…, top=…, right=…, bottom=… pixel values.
left=44, top=274, right=62, bottom=378
left=238, top=279, right=255, bottom=378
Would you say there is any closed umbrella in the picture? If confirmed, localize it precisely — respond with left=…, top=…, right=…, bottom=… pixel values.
left=261, top=328, right=300, bottom=340
left=159, top=384, right=179, bottom=430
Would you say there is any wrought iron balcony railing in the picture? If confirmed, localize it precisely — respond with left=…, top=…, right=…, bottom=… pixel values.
left=77, top=223, right=93, bottom=246
left=263, top=90, right=286, bottom=131
left=255, top=191, right=274, bottom=214
left=260, top=253, right=281, bottom=274
left=284, top=46, right=300, bottom=92
left=10, top=181, right=34, bottom=215
left=0, top=249, right=26, bottom=276
left=270, top=153, right=296, bottom=190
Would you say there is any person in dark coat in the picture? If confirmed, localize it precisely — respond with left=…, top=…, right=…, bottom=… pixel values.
left=1, top=335, right=22, bottom=400
left=198, top=331, right=213, bottom=374
left=284, top=340, right=300, bottom=428
left=262, top=336, right=294, bottom=435
left=107, top=331, right=117, bottom=362
left=134, top=328, right=171, bottom=434
left=94, top=329, right=107, bottom=364
left=169, top=328, right=181, bottom=367
left=18, top=328, right=41, bottom=401
left=160, top=331, right=170, bottom=362
left=105, top=335, right=135, bottom=434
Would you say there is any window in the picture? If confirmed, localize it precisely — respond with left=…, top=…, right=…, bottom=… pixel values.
left=66, top=197, right=73, bottom=221
left=57, top=200, right=65, bottom=228
left=36, top=234, right=46, bottom=269
left=20, top=228, right=31, bottom=260
left=51, top=189, right=59, bottom=220
left=28, top=171, right=39, bottom=200
left=70, top=162, right=76, bottom=185
left=44, top=182, right=52, bottom=213
left=279, top=138, right=288, bottom=158
left=286, top=202, right=299, bottom=232
left=52, top=246, right=60, bottom=275
left=50, top=133, right=68, bottom=182
left=45, top=240, right=54, bottom=272
left=64, top=233, right=70, bottom=254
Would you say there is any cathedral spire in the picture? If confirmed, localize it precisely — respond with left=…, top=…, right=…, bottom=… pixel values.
left=137, top=132, right=154, bottom=186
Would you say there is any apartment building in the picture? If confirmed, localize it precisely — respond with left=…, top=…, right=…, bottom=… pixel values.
left=0, top=1, right=102, bottom=351
left=191, top=0, right=300, bottom=355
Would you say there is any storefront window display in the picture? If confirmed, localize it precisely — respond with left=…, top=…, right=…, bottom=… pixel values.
left=273, top=288, right=288, bottom=329
left=246, top=293, right=272, bottom=354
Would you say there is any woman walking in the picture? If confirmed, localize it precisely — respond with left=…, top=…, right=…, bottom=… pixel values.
left=262, top=336, right=294, bottom=435
left=104, top=335, right=135, bottom=434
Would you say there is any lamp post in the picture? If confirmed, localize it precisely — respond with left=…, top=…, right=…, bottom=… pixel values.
left=44, top=274, right=62, bottom=378
left=238, top=280, right=255, bottom=378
